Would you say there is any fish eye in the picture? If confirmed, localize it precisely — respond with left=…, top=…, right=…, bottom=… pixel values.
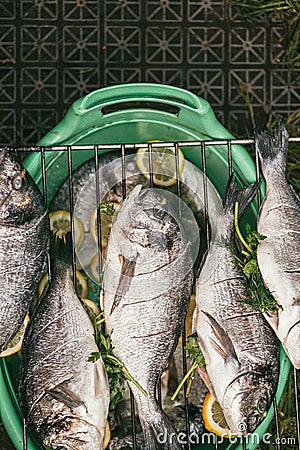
left=153, top=208, right=167, bottom=219
left=257, top=398, right=268, bottom=414
left=12, top=173, right=26, bottom=190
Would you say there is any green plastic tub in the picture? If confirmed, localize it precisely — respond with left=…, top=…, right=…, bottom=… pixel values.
left=0, top=84, right=290, bottom=450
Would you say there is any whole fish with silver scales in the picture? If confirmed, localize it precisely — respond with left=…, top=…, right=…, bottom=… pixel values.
left=0, top=149, right=49, bottom=353
left=102, top=185, right=194, bottom=450
left=193, top=175, right=279, bottom=436
left=18, top=235, right=110, bottom=450
left=255, top=121, right=300, bottom=369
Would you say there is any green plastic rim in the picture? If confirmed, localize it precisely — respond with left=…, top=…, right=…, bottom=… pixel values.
left=0, top=84, right=291, bottom=450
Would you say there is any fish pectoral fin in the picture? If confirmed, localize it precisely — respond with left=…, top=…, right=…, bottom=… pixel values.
left=202, top=311, right=240, bottom=366
left=110, top=255, right=136, bottom=314
left=263, top=310, right=279, bottom=333
left=196, top=365, right=217, bottom=399
left=46, top=384, right=86, bottom=412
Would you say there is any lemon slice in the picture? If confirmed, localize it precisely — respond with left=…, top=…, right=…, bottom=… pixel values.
left=202, top=393, right=236, bottom=438
left=178, top=293, right=196, bottom=345
left=104, top=420, right=111, bottom=449
left=0, top=314, right=30, bottom=357
left=185, top=293, right=196, bottom=337
left=136, top=140, right=185, bottom=187
left=90, top=253, right=101, bottom=283
left=49, top=210, right=85, bottom=250
left=38, top=269, right=88, bottom=299
left=90, top=202, right=120, bottom=249
left=82, top=298, right=101, bottom=317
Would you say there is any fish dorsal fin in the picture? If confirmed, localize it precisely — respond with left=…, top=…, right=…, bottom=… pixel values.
left=223, top=174, right=261, bottom=220
left=46, top=384, right=86, bottom=411
left=202, top=311, right=240, bottom=366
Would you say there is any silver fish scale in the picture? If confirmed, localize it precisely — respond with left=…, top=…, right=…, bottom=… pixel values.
left=109, top=281, right=191, bottom=393
left=258, top=175, right=300, bottom=299
left=18, top=262, right=110, bottom=450
left=198, top=241, right=276, bottom=364
left=0, top=212, right=49, bottom=353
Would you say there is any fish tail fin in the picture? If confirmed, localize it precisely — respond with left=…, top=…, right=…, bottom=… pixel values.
left=254, top=119, right=289, bottom=172
left=50, top=231, right=73, bottom=269
left=139, top=404, right=183, bottom=450
left=223, top=174, right=261, bottom=220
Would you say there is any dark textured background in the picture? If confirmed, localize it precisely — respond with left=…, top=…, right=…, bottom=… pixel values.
left=0, top=0, right=299, bottom=146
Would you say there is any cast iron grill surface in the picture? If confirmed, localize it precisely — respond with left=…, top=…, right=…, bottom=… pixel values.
left=1, top=138, right=300, bottom=450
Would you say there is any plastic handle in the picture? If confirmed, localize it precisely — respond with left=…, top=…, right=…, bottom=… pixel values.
left=75, top=83, right=207, bottom=114
left=101, top=101, right=181, bottom=115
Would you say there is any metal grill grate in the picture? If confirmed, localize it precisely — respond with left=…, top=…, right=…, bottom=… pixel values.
left=2, top=137, right=300, bottom=450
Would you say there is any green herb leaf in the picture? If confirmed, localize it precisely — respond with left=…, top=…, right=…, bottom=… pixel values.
left=171, top=334, right=206, bottom=401
left=185, top=333, right=206, bottom=368
left=243, top=259, right=258, bottom=279
left=233, top=210, right=279, bottom=313
left=99, top=202, right=116, bottom=216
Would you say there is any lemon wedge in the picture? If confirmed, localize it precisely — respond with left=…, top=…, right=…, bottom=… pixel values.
left=90, top=202, right=120, bottom=249
left=136, top=140, right=185, bottom=187
left=178, top=293, right=196, bottom=345
left=202, top=393, right=236, bottom=438
left=90, top=253, right=101, bottom=283
left=104, top=419, right=111, bottom=449
left=82, top=298, right=101, bottom=317
left=82, top=298, right=103, bottom=331
left=38, top=269, right=88, bottom=299
left=49, top=210, right=85, bottom=250
left=0, top=314, right=30, bottom=357
left=185, top=293, right=196, bottom=337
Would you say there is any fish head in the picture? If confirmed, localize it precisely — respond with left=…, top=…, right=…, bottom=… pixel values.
left=0, top=150, right=45, bottom=225
left=222, top=370, right=274, bottom=435
left=116, top=185, right=181, bottom=255
left=47, top=416, right=105, bottom=450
